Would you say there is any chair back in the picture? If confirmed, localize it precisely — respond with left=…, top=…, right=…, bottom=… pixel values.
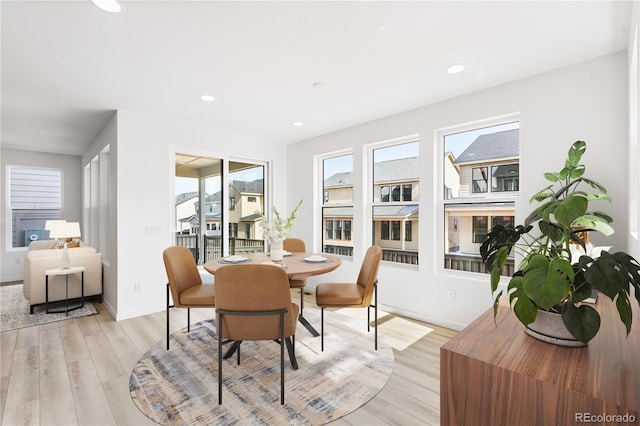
left=215, top=264, right=296, bottom=341
left=356, top=245, right=382, bottom=307
left=163, top=246, right=203, bottom=308
left=283, top=238, right=306, bottom=253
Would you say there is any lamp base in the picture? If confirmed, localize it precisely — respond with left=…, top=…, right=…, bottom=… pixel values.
left=61, top=244, right=70, bottom=269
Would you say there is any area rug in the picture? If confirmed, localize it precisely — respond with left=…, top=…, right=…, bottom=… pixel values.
left=130, top=309, right=394, bottom=425
left=0, top=284, right=98, bottom=332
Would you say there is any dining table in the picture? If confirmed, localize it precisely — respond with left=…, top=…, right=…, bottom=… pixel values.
left=203, top=251, right=342, bottom=338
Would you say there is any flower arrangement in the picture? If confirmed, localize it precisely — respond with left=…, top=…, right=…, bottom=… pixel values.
left=259, top=199, right=303, bottom=242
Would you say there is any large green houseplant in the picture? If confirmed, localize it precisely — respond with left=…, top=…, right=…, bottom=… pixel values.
left=480, top=141, right=640, bottom=344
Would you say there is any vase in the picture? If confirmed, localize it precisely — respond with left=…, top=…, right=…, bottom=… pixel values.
left=270, top=239, right=284, bottom=261
left=525, top=309, right=586, bottom=347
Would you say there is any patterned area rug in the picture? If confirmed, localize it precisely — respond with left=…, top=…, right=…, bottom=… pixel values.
left=130, top=309, right=394, bottom=425
left=0, top=284, right=98, bottom=332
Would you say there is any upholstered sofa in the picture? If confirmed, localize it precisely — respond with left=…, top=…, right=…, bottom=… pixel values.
left=23, top=240, right=103, bottom=313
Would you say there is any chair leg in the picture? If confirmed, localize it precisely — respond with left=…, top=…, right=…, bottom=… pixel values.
left=280, top=312, right=285, bottom=405
left=321, top=307, right=325, bottom=352
left=285, top=336, right=298, bottom=370
left=374, top=283, right=378, bottom=351
left=187, top=307, right=191, bottom=332
left=166, top=284, right=170, bottom=350
left=218, top=315, right=223, bottom=405
left=237, top=342, right=241, bottom=366
left=299, top=288, right=304, bottom=316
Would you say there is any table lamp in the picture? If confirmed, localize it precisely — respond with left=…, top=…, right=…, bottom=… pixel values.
left=49, top=222, right=81, bottom=269
left=44, top=220, right=66, bottom=238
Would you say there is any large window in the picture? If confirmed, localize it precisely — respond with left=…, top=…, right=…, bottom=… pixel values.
left=371, top=139, right=419, bottom=265
left=7, top=166, right=62, bottom=248
left=174, top=154, right=265, bottom=264
left=442, top=120, right=519, bottom=275
left=322, top=153, right=353, bottom=257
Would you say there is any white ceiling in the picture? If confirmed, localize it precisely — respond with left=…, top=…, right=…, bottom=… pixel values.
left=1, top=1, right=633, bottom=156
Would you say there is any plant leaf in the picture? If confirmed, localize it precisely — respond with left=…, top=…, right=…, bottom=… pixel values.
left=561, top=302, right=600, bottom=343
left=615, top=292, right=633, bottom=336
left=584, top=252, right=627, bottom=299
left=581, top=177, right=608, bottom=194
left=566, top=140, right=586, bottom=167
left=492, top=290, right=503, bottom=325
left=569, top=165, right=585, bottom=179
left=508, top=275, right=537, bottom=326
left=572, top=215, right=615, bottom=237
left=553, top=195, right=588, bottom=227
left=611, top=252, right=640, bottom=304
left=523, top=255, right=572, bottom=311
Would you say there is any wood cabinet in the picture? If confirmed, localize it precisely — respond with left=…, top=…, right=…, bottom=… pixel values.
left=440, top=293, right=639, bottom=425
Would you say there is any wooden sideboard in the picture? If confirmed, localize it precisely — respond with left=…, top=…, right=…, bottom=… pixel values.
left=440, top=292, right=639, bottom=426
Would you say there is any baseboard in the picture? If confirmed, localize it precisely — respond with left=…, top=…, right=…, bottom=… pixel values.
left=115, top=303, right=165, bottom=321
left=379, top=304, right=467, bottom=332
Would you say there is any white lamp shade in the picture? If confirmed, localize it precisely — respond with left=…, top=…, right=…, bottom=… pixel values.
left=44, top=220, right=66, bottom=231
left=49, top=222, right=81, bottom=239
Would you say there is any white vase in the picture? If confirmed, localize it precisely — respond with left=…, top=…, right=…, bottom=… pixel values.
left=525, top=309, right=586, bottom=347
left=271, top=240, right=284, bottom=261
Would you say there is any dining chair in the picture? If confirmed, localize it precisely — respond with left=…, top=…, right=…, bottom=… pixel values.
left=315, top=245, right=382, bottom=351
left=163, top=246, right=215, bottom=350
left=214, top=264, right=300, bottom=405
left=283, top=237, right=318, bottom=336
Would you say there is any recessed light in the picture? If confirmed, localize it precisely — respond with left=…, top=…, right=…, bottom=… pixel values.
left=91, top=0, right=122, bottom=13
left=447, top=64, right=466, bottom=74
left=293, top=122, right=304, bottom=127
left=200, top=95, right=215, bottom=102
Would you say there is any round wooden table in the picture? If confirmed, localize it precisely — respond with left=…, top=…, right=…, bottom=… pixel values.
left=203, top=252, right=341, bottom=338
left=203, top=252, right=341, bottom=281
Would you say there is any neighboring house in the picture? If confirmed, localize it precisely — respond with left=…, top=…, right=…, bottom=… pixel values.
left=445, top=129, right=519, bottom=259
left=177, top=179, right=264, bottom=240
left=323, top=156, right=420, bottom=261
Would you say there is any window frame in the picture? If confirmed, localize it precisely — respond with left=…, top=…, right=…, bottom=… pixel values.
left=436, top=113, right=521, bottom=278
left=367, top=134, right=420, bottom=267
left=6, top=165, right=64, bottom=251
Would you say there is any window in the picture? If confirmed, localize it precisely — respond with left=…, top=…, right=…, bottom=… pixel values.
left=472, top=216, right=488, bottom=243
left=229, top=196, right=236, bottom=210
left=441, top=119, right=519, bottom=276
left=491, top=164, right=519, bottom=192
left=371, top=138, right=419, bottom=265
left=7, top=166, right=62, bottom=248
left=321, top=153, right=353, bottom=257
left=247, top=196, right=256, bottom=202
left=472, top=167, right=488, bottom=193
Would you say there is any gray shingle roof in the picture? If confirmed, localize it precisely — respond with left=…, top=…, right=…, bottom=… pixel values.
left=324, top=172, right=353, bottom=187
left=373, top=157, right=419, bottom=183
left=231, top=179, right=264, bottom=194
left=454, top=129, right=519, bottom=164
left=373, top=205, right=419, bottom=218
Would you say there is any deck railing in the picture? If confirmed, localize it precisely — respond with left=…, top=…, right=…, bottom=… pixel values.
left=175, top=234, right=265, bottom=264
left=444, top=252, right=515, bottom=276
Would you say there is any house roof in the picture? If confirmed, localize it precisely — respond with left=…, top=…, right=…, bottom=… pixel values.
left=373, top=157, right=419, bottom=183
left=454, top=129, right=519, bottom=164
left=324, top=172, right=353, bottom=188
left=374, top=205, right=419, bottom=218
left=231, top=179, right=264, bottom=194
left=176, top=192, right=198, bottom=205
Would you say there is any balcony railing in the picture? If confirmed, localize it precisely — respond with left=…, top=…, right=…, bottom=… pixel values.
left=444, top=252, right=515, bottom=276
left=175, top=234, right=264, bottom=264
left=323, top=245, right=419, bottom=265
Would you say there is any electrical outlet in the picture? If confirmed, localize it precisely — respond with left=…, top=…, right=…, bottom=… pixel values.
left=134, top=282, right=142, bottom=292
left=15, top=257, right=21, bottom=265
left=447, top=290, right=455, bottom=301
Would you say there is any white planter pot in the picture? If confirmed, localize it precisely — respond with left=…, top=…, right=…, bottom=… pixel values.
left=270, top=240, right=284, bottom=261
left=525, top=309, right=586, bottom=347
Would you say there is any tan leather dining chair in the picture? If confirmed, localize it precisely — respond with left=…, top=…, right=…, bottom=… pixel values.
left=163, top=246, right=215, bottom=350
left=283, top=238, right=318, bottom=336
left=315, top=245, right=382, bottom=351
left=214, top=264, right=300, bottom=405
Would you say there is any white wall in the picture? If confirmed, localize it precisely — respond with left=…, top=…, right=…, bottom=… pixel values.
left=287, top=52, right=629, bottom=330
left=1, top=148, right=82, bottom=282
left=82, top=113, right=118, bottom=317
left=628, top=1, right=640, bottom=260
left=113, top=109, right=287, bottom=320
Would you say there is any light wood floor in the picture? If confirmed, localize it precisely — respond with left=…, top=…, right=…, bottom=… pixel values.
left=1, top=290, right=457, bottom=425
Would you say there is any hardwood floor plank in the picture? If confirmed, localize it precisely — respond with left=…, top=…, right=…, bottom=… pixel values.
left=3, top=346, right=39, bottom=417
left=68, top=358, right=117, bottom=425
left=38, top=322, right=77, bottom=425
left=101, top=376, right=156, bottom=426
left=0, top=329, right=17, bottom=422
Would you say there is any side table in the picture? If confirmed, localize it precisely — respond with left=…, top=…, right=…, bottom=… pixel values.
left=45, top=266, right=86, bottom=316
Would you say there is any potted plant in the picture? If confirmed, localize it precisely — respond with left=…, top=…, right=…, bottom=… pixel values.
left=259, top=199, right=303, bottom=260
left=480, top=141, right=640, bottom=345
